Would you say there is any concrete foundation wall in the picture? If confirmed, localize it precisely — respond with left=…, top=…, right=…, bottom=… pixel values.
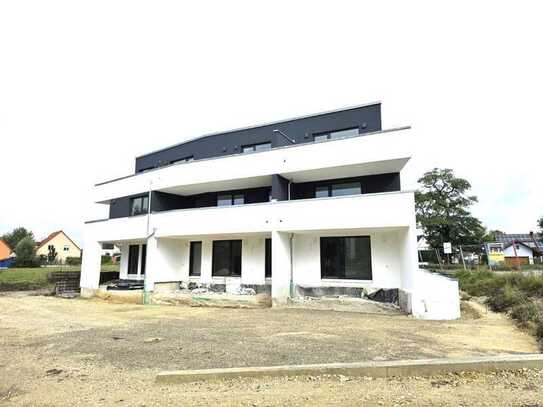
left=411, top=270, right=461, bottom=320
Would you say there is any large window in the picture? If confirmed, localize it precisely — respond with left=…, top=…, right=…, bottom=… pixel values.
left=313, top=127, right=359, bottom=142
left=212, top=240, right=242, bottom=277
left=128, top=245, right=140, bottom=275
left=130, top=195, right=149, bottom=216
left=314, top=182, right=362, bottom=198
left=320, top=236, right=372, bottom=280
left=265, top=238, right=272, bottom=278
left=189, top=241, right=202, bottom=276
left=242, top=142, right=271, bottom=153
left=217, top=193, right=245, bottom=206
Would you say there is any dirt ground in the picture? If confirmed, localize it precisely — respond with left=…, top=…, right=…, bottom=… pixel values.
left=0, top=292, right=542, bottom=406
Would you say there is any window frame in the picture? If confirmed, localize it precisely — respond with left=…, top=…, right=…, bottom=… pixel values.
left=140, top=244, right=147, bottom=275
left=320, top=236, right=372, bottom=280
left=217, top=193, right=245, bottom=206
left=128, top=245, right=140, bottom=275
left=170, top=156, right=194, bottom=165
left=189, top=241, right=202, bottom=277
left=241, top=142, right=272, bottom=154
left=129, top=195, right=149, bottom=216
left=314, top=181, right=362, bottom=198
left=313, top=127, right=359, bottom=142
left=212, top=240, right=242, bottom=277
left=265, top=238, right=272, bottom=278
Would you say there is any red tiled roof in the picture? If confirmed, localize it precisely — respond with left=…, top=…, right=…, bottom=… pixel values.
left=37, top=230, right=81, bottom=251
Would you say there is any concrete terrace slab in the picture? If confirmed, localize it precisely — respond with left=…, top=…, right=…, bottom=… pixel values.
left=156, top=354, right=543, bottom=384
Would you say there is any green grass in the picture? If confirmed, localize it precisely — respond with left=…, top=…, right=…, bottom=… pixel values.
left=0, top=264, right=119, bottom=291
left=454, top=269, right=543, bottom=341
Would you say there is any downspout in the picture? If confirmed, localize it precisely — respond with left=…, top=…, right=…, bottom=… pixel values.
left=287, top=179, right=293, bottom=298
left=289, top=233, right=294, bottom=298
left=143, top=181, right=153, bottom=304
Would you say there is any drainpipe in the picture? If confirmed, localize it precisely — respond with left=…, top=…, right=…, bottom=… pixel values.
left=289, top=233, right=294, bottom=298
left=143, top=180, right=153, bottom=304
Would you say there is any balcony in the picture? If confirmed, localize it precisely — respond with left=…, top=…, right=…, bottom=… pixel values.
left=93, top=127, right=413, bottom=204
left=85, top=191, right=416, bottom=242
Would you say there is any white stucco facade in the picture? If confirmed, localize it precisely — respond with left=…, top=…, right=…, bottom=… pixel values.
left=81, top=126, right=460, bottom=320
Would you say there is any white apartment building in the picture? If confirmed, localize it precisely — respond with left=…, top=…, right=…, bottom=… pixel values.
left=81, top=103, right=460, bottom=319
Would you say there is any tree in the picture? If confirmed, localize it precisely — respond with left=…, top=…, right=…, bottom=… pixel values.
left=14, top=236, right=37, bottom=267
left=415, top=168, right=486, bottom=249
left=538, top=216, right=543, bottom=236
left=47, top=245, right=58, bottom=264
left=1, top=227, right=34, bottom=251
left=484, top=229, right=504, bottom=243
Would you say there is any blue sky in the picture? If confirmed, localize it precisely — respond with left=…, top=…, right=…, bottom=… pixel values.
left=1, top=1, right=541, bottom=246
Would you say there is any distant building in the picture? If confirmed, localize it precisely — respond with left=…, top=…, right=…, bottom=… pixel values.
left=487, top=233, right=543, bottom=266
left=0, top=239, right=12, bottom=260
left=36, top=231, right=81, bottom=263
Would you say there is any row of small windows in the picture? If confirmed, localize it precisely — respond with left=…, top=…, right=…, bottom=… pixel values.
left=129, top=181, right=363, bottom=216
left=138, top=127, right=361, bottom=172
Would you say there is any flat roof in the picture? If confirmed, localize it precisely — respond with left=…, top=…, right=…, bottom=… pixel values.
left=135, top=101, right=382, bottom=159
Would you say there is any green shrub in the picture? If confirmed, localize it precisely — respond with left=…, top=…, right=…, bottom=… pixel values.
left=510, top=302, right=541, bottom=327
left=485, top=284, right=524, bottom=312
left=101, top=255, right=112, bottom=264
left=65, top=256, right=81, bottom=266
left=536, top=320, right=543, bottom=340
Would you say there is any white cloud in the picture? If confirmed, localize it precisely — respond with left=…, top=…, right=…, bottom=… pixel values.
left=1, top=1, right=542, bottom=245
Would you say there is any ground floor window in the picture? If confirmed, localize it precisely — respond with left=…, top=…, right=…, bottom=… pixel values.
left=128, top=245, right=139, bottom=275
left=320, top=236, right=372, bottom=280
left=265, top=238, right=272, bottom=278
left=140, top=244, right=146, bottom=275
left=212, top=240, right=242, bottom=277
left=189, top=241, right=202, bottom=276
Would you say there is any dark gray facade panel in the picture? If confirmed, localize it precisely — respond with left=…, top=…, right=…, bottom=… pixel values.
left=290, top=173, right=401, bottom=200
left=109, top=193, right=148, bottom=219
left=271, top=174, right=289, bottom=201
left=151, top=191, right=190, bottom=212
left=135, top=104, right=382, bottom=173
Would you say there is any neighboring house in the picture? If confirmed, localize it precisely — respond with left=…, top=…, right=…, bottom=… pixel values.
left=102, top=243, right=120, bottom=263
left=36, top=231, right=82, bottom=263
left=487, top=233, right=543, bottom=267
left=0, top=239, right=12, bottom=260
left=101, top=242, right=120, bottom=256
left=81, top=102, right=460, bottom=319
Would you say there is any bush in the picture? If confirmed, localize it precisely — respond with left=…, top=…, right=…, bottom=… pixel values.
left=101, top=255, right=112, bottom=264
left=537, top=320, right=543, bottom=340
left=510, top=302, right=541, bottom=327
left=14, top=237, right=39, bottom=267
left=65, top=256, right=82, bottom=266
left=485, top=284, right=524, bottom=312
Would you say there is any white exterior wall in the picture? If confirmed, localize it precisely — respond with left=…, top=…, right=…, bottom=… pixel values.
left=81, top=125, right=460, bottom=320
left=411, top=270, right=461, bottom=320
left=241, top=237, right=266, bottom=285
left=503, top=245, right=534, bottom=264
left=94, top=129, right=412, bottom=203
left=292, top=230, right=402, bottom=289
left=119, top=244, right=129, bottom=279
